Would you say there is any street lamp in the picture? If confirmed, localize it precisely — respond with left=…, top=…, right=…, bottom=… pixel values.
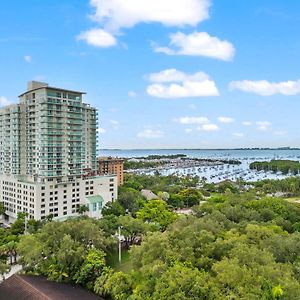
left=118, top=226, right=123, bottom=263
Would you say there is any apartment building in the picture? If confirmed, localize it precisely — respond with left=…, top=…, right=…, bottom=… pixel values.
left=98, top=157, right=124, bottom=186
left=0, top=81, right=117, bottom=223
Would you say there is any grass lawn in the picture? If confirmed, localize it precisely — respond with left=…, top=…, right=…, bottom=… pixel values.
left=106, top=248, right=133, bottom=273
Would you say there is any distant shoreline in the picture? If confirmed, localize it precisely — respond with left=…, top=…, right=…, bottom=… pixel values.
left=101, top=147, right=300, bottom=151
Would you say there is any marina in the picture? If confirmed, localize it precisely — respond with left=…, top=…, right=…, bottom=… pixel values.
left=100, top=149, right=300, bottom=183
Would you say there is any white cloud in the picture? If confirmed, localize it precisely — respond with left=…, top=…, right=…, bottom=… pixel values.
left=148, top=68, right=209, bottom=83
left=153, top=31, right=235, bottom=61
left=24, top=55, right=32, bottom=63
left=77, top=28, right=117, bottom=47
left=233, top=132, right=244, bottom=137
left=185, top=128, right=193, bottom=133
left=137, top=129, right=164, bottom=138
left=274, top=130, right=288, bottom=136
left=174, top=116, right=209, bottom=125
left=229, top=79, right=300, bottom=96
left=146, top=69, right=219, bottom=99
left=242, top=121, right=252, bottom=126
left=197, top=123, right=219, bottom=131
left=97, top=127, right=106, bottom=134
left=147, top=81, right=219, bottom=98
left=89, top=0, right=211, bottom=31
left=0, top=96, right=12, bottom=106
left=128, top=91, right=137, bottom=97
left=256, top=121, right=272, bottom=131
left=218, top=116, right=234, bottom=123
left=81, top=0, right=211, bottom=47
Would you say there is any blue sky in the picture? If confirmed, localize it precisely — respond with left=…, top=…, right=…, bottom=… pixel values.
left=1, top=0, right=300, bottom=149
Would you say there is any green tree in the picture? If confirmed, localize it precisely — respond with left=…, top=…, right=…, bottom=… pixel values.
left=18, top=218, right=111, bottom=284
left=136, top=200, right=176, bottom=230
left=178, top=188, right=203, bottom=207
left=150, top=263, right=211, bottom=300
left=102, top=201, right=125, bottom=217
left=0, top=202, right=5, bottom=216
left=118, top=215, right=148, bottom=248
left=74, top=248, right=107, bottom=290
left=78, top=204, right=89, bottom=215
left=117, top=187, right=145, bottom=214
left=103, top=271, right=133, bottom=300
left=0, top=240, right=18, bottom=265
left=10, top=212, right=27, bottom=235
left=0, top=260, right=9, bottom=281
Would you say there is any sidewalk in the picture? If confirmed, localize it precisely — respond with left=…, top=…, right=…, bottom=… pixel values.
left=0, top=263, right=22, bottom=283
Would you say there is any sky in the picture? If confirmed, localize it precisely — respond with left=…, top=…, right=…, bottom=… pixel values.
left=1, top=0, right=300, bottom=149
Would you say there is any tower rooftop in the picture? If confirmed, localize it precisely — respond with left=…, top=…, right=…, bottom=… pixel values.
left=19, top=81, right=86, bottom=97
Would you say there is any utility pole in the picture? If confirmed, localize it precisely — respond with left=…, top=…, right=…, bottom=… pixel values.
left=118, top=226, right=122, bottom=263
left=24, top=215, right=27, bottom=234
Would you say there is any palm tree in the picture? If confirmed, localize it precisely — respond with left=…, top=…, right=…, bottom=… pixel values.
left=1, top=241, right=18, bottom=265
left=78, top=205, right=89, bottom=215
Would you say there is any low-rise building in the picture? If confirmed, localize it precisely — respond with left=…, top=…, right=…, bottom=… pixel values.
left=98, top=157, right=124, bottom=186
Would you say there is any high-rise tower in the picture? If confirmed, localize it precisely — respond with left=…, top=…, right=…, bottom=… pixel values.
left=0, top=82, right=117, bottom=223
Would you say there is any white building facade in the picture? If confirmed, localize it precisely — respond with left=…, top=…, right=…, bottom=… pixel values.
left=0, top=81, right=117, bottom=223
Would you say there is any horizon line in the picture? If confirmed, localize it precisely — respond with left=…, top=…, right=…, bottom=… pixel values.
left=99, top=147, right=300, bottom=151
